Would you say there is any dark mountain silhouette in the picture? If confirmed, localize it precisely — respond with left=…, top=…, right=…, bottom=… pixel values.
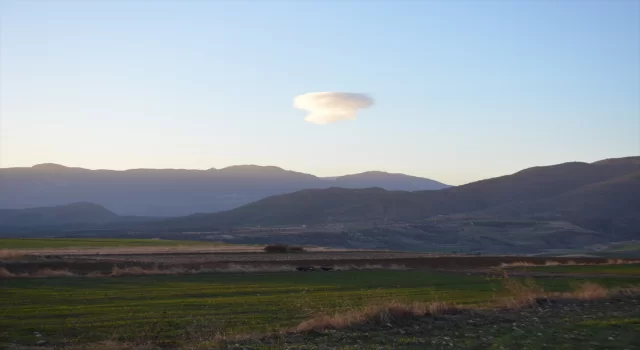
left=160, top=157, right=640, bottom=234
left=410, top=158, right=640, bottom=215
left=471, top=170, right=640, bottom=237
left=163, top=187, right=428, bottom=228
left=0, top=202, right=120, bottom=227
left=592, top=156, right=640, bottom=166
left=0, top=164, right=449, bottom=216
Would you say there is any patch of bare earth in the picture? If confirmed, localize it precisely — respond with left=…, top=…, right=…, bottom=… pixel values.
left=3, top=250, right=635, bottom=278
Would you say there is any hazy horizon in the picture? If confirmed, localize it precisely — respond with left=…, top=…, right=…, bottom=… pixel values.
left=1, top=1, right=638, bottom=186
left=2, top=155, right=638, bottom=187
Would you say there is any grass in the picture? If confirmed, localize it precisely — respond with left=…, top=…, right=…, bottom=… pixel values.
left=593, top=242, right=640, bottom=258
left=605, top=242, right=640, bottom=252
left=277, top=281, right=638, bottom=334
left=1, top=270, right=639, bottom=347
left=0, top=238, right=219, bottom=250
left=537, top=241, right=640, bottom=259
left=238, top=281, right=640, bottom=350
left=520, top=263, right=640, bottom=275
left=294, top=300, right=459, bottom=332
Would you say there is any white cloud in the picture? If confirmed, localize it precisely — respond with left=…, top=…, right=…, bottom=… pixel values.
left=293, top=92, right=374, bottom=125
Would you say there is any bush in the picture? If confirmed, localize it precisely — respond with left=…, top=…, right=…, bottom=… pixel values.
left=264, top=244, right=305, bottom=253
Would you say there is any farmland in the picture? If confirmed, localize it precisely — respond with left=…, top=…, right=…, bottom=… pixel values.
left=0, top=238, right=266, bottom=258
left=238, top=294, right=640, bottom=349
left=516, top=263, right=640, bottom=276
left=0, top=238, right=221, bottom=250
left=2, top=239, right=640, bottom=348
left=2, top=269, right=640, bottom=348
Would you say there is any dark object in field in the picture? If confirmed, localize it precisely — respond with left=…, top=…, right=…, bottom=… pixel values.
left=320, top=266, right=334, bottom=271
left=296, top=266, right=315, bottom=272
left=535, top=297, right=559, bottom=306
left=264, top=244, right=305, bottom=253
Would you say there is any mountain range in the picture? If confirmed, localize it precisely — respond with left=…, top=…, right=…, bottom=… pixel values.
left=1, top=156, right=638, bottom=254
left=0, top=164, right=449, bottom=216
left=160, top=156, right=640, bottom=237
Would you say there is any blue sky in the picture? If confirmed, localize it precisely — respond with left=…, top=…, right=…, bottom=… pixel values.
left=1, top=0, right=638, bottom=185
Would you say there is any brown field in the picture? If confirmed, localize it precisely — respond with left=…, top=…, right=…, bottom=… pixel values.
left=1, top=245, right=634, bottom=278
left=1, top=244, right=352, bottom=256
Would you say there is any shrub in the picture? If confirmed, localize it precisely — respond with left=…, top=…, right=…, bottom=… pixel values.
left=294, top=300, right=459, bottom=332
left=497, top=272, right=545, bottom=308
left=569, top=282, right=609, bottom=300
left=264, top=244, right=305, bottom=253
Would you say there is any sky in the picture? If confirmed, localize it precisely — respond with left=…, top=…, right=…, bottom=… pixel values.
left=0, top=0, right=638, bottom=185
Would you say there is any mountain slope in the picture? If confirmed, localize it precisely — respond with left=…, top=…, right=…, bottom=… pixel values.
left=0, top=164, right=448, bottom=216
left=472, top=171, right=640, bottom=236
left=330, top=171, right=448, bottom=191
left=0, top=202, right=119, bottom=227
left=164, top=187, right=430, bottom=228
left=160, top=156, right=640, bottom=229
left=411, top=158, right=640, bottom=214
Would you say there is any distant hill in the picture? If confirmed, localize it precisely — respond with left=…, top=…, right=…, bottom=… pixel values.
left=161, top=157, right=640, bottom=234
left=329, top=171, right=448, bottom=191
left=0, top=164, right=448, bottom=216
left=471, top=170, right=640, bottom=237
left=414, top=158, right=640, bottom=214
left=592, top=156, right=640, bottom=166
left=163, top=187, right=429, bottom=228
left=0, top=202, right=119, bottom=227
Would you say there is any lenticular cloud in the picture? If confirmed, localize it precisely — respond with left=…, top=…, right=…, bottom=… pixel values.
left=293, top=92, right=374, bottom=125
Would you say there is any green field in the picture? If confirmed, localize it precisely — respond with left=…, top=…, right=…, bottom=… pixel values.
left=538, top=242, right=640, bottom=258
left=1, top=270, right=638, bottom=347
left=594, top=243, right=640, bottom=258
left=522, top=263, right=640, bottom=275
left=606, top=242, right=640, bottom=252
left=0, top=238, right=220, bottom=250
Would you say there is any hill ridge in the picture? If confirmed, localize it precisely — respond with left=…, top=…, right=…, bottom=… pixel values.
left=158, top=156, right=640, bottom=235
left=0, top=164, right=449, bottom=216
